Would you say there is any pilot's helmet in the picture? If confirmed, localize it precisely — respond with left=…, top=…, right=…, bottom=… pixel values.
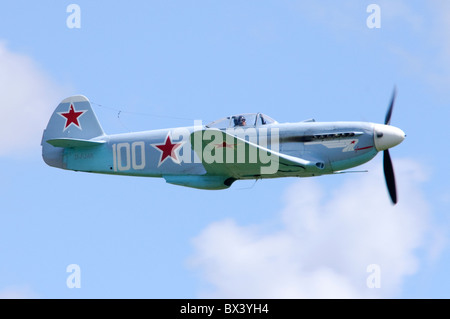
left=234, top=115, right=246, bottom=126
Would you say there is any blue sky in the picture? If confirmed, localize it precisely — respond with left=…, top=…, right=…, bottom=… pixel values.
left=0, top=1, right=449, bottom=298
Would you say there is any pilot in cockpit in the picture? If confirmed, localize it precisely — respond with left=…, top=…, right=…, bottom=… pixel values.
left=234, top=115, right=246, bottom=126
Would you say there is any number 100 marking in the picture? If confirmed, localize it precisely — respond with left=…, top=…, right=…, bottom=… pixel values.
left=112, top=142, right=146, bottom=171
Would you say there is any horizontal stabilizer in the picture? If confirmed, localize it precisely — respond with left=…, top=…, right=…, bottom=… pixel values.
left=46, top=138, right=105, bottom=148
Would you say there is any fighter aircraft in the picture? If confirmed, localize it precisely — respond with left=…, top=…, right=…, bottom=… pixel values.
left=41, top=90, right=405, bottom=204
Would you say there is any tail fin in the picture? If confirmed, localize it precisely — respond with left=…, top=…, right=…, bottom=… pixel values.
left=42, top=95, right=105, bottom=168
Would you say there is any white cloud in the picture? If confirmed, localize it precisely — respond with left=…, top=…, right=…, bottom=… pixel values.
left=0, top=41, right=67, bottom=157
left=291, top=1, right=450, bottom=93
left=380, top=1, right=450, bottom=91
left=377, top=0, right=424, bottom=30
left=0, top=285, right=38, bottom=299
left=189, top=158, right=435, bottom=298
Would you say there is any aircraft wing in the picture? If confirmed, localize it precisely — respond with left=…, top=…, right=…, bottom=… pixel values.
left=190, top=129, right=320, bottom=178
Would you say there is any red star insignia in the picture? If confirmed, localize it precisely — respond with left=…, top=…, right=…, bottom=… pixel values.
left=58, top=103, right=87, bottom=131
left=151, top=133, right=184, bottom=166
left=214, top=141, right=236, bottom=149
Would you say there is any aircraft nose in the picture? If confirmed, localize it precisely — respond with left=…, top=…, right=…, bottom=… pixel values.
left=373, top=124, right=406, bottom=151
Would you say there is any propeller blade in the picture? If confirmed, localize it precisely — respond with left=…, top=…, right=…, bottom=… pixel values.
left=384, top=87, right=396, bottom=125
left=383, top=149, right=397, bottom=204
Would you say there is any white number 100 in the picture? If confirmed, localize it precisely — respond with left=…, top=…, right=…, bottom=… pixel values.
left=112, top=142, right=146, bottom=171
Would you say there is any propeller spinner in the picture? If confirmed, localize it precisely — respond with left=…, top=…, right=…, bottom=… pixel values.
left=373, top=89, right=406, bottom=204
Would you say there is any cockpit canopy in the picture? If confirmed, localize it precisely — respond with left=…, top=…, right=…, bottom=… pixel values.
left=205, top=113, right=277, bottom=129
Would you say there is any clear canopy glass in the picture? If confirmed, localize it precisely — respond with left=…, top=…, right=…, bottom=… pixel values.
left=206, top=113, right=277, bottom=129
